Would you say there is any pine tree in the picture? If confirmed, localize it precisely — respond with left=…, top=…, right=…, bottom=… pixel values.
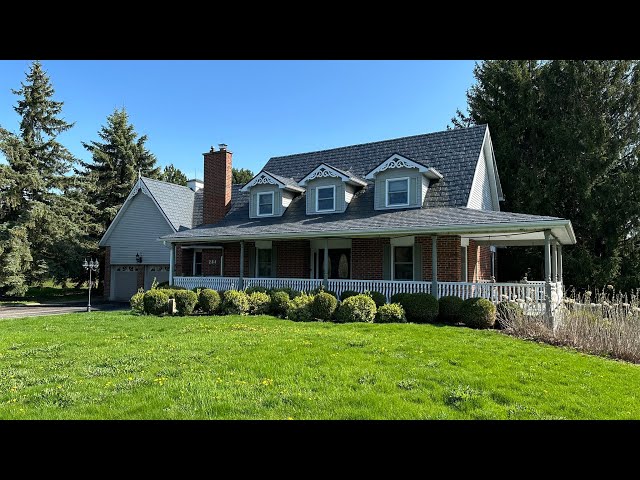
left=161, top=164, right=188, bottom=186
left=79, top=108, right=161, bottom=234
left=454, top=60, right=640, bottom=289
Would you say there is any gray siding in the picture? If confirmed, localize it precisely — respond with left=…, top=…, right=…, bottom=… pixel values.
left=374, top=167, right=422, bottom=210
left=104, top=191, right=173, bottom=264
left=468, top=149, right=494, bottom=210
left=306, top=177, right=347, bottom=214
left=249, top=184, right=283, bottom=218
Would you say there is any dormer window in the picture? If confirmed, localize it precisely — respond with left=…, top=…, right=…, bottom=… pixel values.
left=316, top=186, right=336, bottom=212
left=386, top=178, right=409, bottom=207
left=257, top=191, right=274, bottom=216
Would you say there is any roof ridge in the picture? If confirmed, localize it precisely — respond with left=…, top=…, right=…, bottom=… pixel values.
left=268, top=124, right=488, bottom=161
left=141, top=176, right=195, bottom=192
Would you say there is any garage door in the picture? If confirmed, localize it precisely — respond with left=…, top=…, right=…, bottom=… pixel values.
left=113, top=267, right=138, bottom=301
left=145, top=266, right=169, bottom=290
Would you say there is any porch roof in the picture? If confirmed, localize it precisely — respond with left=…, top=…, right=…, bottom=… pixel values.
left=160, top=206, right=576, bottom=245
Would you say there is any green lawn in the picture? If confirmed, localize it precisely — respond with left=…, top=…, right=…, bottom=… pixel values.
left=1, top=311, right=639, bottom=419
left=0, top=282, right=88, bottom=306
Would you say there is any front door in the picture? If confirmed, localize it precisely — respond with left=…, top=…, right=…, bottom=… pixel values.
left=316, top=248, right=351, bottom=279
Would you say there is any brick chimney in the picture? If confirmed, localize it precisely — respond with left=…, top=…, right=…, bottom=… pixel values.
left=203, top=144, right=233, bottom=224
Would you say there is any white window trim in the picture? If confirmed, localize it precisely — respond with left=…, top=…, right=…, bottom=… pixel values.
left=391, top=245, right=414, bottom=281
left=316, top=185, right=336, bottom=213
left=193, top=249, right=203, bottom=276
left=386, top=177, right=410, bottom=207
left=257, top=191, right=275, bottom=217
left=255, top=247, right=273, bottom=278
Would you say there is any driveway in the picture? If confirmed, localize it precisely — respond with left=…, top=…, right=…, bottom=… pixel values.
left=0, top=302, right=129, bottom=320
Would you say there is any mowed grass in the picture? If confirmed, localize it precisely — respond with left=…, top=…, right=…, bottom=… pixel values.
left=1, top=311, right=639, bottom=419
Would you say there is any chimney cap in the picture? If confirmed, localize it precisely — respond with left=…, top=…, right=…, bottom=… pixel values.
left=218, top=143, right=228, bottom=151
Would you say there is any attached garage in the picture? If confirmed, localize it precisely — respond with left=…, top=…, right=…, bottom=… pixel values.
left=145, top=265, right=170, bottom=290
left=112, top=267, right=138, bottom=302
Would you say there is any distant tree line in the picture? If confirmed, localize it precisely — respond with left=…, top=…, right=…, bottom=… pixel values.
left=453, top=60, right=640, bottom=291
left=0, top=61, right=253, bottom=296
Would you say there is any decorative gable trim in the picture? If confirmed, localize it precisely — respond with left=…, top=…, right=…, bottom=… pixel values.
left=99, top=178, right=176, bottom=247
left=240, top=171, right=305, bottom=193
left=299, top=163, right=367, bottom=187
left=364, top=153, right=443, bottom=180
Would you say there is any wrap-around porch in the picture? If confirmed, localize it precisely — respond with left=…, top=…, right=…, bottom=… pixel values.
left=168, top=229, right=568, bottom=319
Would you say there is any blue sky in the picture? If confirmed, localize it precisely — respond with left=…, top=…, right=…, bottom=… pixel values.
left=0, top=60, right=476, bottom=177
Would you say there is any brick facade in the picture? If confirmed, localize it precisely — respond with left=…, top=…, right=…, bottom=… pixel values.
left=417, top=235, right=462, bottom=281
left=223, top=242, right=254, bottom=277
left=176, top=247, right=194, bottom=276
left=468, top=241, right=492, bottom=281
left=202, top=249, right=223, bottom=276
left=103, top=246, right=111, bottom=298
left=203, top=147, right=232, bottom=225
left=274, top=240, right=310, bottom=278
left=352, top=238, right=389, bottom=280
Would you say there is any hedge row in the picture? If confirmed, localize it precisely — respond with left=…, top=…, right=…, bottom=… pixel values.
left=131, top=286, right=506, bottom=329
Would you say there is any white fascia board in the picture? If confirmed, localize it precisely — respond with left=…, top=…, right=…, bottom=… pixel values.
left=364, top=153, right=442, bottom=180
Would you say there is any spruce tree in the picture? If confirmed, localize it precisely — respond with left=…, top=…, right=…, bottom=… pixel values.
left=232, top=167, right=254, bottom=185
left=454, top=60, right=640, bottom=289
left=79, top=108, right=161, bottom=234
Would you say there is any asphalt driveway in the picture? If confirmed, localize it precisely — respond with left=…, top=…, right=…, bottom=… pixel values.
left=0, top=302, right=128, bottom=320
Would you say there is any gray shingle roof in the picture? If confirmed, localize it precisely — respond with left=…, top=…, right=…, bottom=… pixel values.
left=141, top=177, right=198, bottom=231
left=263, top=124, right=488, bottom=207
left=263, top=171, right=305, bottom=191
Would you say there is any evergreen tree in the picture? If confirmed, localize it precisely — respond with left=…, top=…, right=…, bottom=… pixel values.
left=79, top=108, right=161, bottom=234
left=161, top=164, right=188, bottom=186
left=454, top=60, right=640, bottom=289
left=0, top=61, right=95, bottom=289
left=232, top=167, right=254, bottom=185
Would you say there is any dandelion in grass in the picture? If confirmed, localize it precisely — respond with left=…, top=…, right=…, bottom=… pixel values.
left=261, top=378, right=273, bottom=386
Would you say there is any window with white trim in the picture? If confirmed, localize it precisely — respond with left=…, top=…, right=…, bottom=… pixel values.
left=316, top=185, right=335, bottom=212
left=257, top=191, right=274, bottom=216
left=193, top=250, right=203, bottom=276
left=393, top=246, right=413, bottom=281
left=256, top=248, right=273, bottom=277
left=386, top=178, right=409, bottom=207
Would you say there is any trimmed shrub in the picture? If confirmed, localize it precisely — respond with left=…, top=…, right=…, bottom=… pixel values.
left=286, top=293, right=315, bottom=322
left=248, top=291, right=271, bottom=315
left=270, top=287, right=302, bottom=299
left=394, top=293, right=439, bottom=323
left=309, top=286, right=338, bottom=299
left=269, top=290, right=290, bottom=317
left=390, top=292, right=409, bottom=304
left=375, top=303, right=406, bottom=323
left=310, top=291, right=338, bottom=321
left=336, top=294, right=377, bottom=323
left=246, top=286, right=268, bottom=295
left=130, top=290, right=145, bottom=313
left=198, top=289, right=221, bottom=314
left=460, top=297, right=496, bottom=329
left=157, top=283, right=186, bottom=290
left=143, top=289, right=169, bottom=316
left=174, top=290, right=198, bottom=316
left=366, top=290, right=386, bottom=308
left=221, top=290, right=250, bottom=315
left=340, top=290, right=359, bottom=302
left=496, top=301, right=523, bottom=329
left=439, top=295, right=464, bottom=324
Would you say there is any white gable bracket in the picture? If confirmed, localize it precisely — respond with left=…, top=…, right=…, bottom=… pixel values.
left=298, top=163, right=366, bottom=187
left=364, top=153, right=442, bottom=180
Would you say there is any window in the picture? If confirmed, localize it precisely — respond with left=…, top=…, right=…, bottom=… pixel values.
left=257, top=192, right=274, bottom=216
left=256, top=248, right=272, bottom=277
left=386, top=178, right=409, bottom=207
left=194, top=251, right=203, bottom=276
left=393, top=246, right=413, bottom=281
left=316, top=185, right=335, bottom=212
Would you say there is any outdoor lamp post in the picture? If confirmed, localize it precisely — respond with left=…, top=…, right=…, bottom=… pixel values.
left=83, top=258, right=99, bottom=312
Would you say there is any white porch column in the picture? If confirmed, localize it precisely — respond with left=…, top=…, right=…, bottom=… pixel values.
left=558, top=244, right=563, bottom=283
left=169, top=243, right=174, bottom=286
left=460, top=238, right=468, bottom=283
left=432, top=236, right=438, bottom=298
left=323, top=238, right=329, bottom=290
left=551, top=242, right=558, bottom=283
left=544, top=230, right=552, bottom=321
left=238, top=240, right=245, bottom=290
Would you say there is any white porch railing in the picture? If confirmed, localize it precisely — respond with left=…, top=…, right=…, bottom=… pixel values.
left=244, top=277, right=323, bottom=292
left=173, top=276, right=239, bottom=291
left=326, top=279, right=431, bottom=299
